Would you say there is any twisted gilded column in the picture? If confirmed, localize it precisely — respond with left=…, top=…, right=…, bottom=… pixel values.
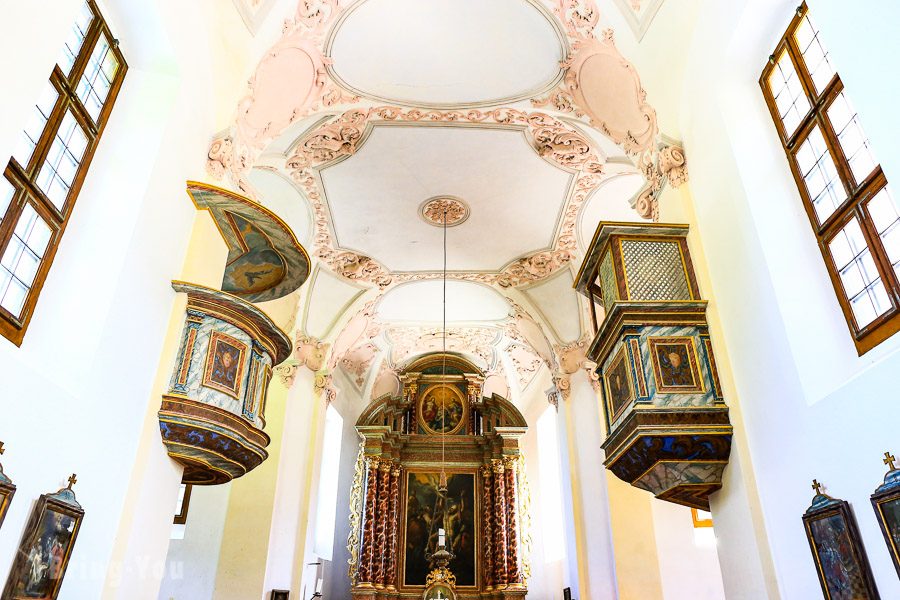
left=492, top=458, right=509, bottom=587
left=385, top=463, right=401, bottom=590
left=504, top=456, right=521, bottom=585
left=373, top=459, right=391, bottom=588
left=481, top=464, right=495, bottom=590
left=357, top=457, right=379, bottom=586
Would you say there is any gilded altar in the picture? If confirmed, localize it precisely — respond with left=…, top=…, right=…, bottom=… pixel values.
left=348, top=355, right=529, bottom=600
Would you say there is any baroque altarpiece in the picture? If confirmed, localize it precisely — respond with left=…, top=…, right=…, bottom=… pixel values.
left=348, top=355, right=530, bottom=600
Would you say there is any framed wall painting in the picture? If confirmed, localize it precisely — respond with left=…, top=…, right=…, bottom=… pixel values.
left=0, top=445, right=15, bottom=529
left=802, top=490, right=880, bottom=600
left=270, top=590, right=289, bottom=600
left=871, top=455, right=900, bottom=578
left=2, top=482, right=84, bottom=600
left=402, top=471, right=476, bottom=588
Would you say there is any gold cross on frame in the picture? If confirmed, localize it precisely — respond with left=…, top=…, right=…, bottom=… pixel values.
left=885, top=452, right=897, bottom=472
left=67, top=474, right=78, bottom=489
left=811, top=479, right=823, bottom=495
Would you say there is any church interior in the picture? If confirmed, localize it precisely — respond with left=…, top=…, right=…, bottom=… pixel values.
left=1, top=0, right=900, bottom=598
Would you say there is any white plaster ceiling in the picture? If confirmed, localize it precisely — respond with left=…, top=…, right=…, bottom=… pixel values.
left=320, top=124, right=574, bottom=273
left=248, top=167, right=314, bottom=246
left=520, top=268, right=582, bottom=343
left=377, top=280, right=510, bottom=323
left=578, top=171, right=648, bottom=252
left=327, top=0, right=566, bottom=107
left=302, top=266, right=367, bottom=339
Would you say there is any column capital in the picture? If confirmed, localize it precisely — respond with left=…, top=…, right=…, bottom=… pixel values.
left=491, top=458, right=505, bottom=474
left=294, top=333, right=329, bottom=372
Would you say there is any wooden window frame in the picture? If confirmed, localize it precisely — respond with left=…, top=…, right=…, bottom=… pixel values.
left=0, top=0, right=126, bottom=346
left=760, top=2, right=900, bottom=355
left=174, top=483, right=193, bottom=525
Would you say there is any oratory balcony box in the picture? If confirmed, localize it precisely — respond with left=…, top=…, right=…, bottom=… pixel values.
left=158, top=282, right=291, bottom=485
left=575, top=222, right=732, bottom=510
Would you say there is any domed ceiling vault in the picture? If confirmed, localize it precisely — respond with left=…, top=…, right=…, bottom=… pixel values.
left=211, top=0, right=688, bottom=405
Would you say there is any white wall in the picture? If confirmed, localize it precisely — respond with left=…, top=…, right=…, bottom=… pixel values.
left=0, top=0, right=260, bottom=597
left=675, top=0, right=900, bottom=597
left=319, top=369, right=367, bottom=600
left=157, top=485, right=233, bottom=600
left=651, top=501, right=725, bottom=600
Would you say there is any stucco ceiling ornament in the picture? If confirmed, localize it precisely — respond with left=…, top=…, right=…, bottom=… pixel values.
left=314, top=371, right=338, bottom=405
left=295, top=333, right=330, bottom=371
left=286, top=107, right=608, bottom=289
left=630, top=142, right=688, bottom=220
left=329, top=298, right=380, bottom=370
left=274, top=359, right=301, bottom=387
left=532, top=2, right=677, bottom=220
left=507, top=341, right=546, bottom=391
left=420, top=196, right=470, bottom=227
left=340, top=342, right=379, bottom=389
left=384, top=325, right=500, bottom=370
left=207, top=0, right=359, bottom=191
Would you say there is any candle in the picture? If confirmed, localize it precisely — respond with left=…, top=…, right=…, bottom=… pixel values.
left=438, top=528, right=445, bottom=547
left=315, top=577, right=323, bottom=593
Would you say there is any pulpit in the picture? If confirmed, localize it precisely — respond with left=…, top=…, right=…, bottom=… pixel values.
left=575, top=222, right=733, bottom=510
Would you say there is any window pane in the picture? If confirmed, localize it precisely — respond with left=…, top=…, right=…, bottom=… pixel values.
left=796, top=127, right=846, bottom=223
left=0, top=177, right=14, bottom=221
left=11, top=83, right=59, bottom=169
left=768, top=51, right=810, bottom=137
left=77, top=35, right=119, bottom=122
left=57, top=2, right=94, bottom=75
left=829, top=218, right=891, bottom=328
left=36, top=111, right=88, bottom=211
left=794, top=13, right=835, bottom=94
left=867, top=187, right=900, bottom=280
left=0, top=204, right=52, bottom=318
left=827, top=92, right=878, bottom=185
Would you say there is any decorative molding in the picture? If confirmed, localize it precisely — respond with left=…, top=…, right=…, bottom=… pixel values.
left=295, top=333, right=330, bottom=371
left=284, top=107, right=607, bottom=289
left=231, top=0, right=278, bottom=35
left=419, top=196, right=470, bottom=227
left=611, top=0, right=666, bottom=41
left=274, top=359, right=300, bottom=387
left=314, top=371, right=338, bottom=405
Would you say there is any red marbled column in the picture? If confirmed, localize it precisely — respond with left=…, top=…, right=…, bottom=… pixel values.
left=505, top=457, right=521, bottom=585
left=386, top=464, right=401, bottom=589
left=492, top=459, right=509, bottom=587
left=358, top=458, right=379, bottom=585
left=373, top=460, right=391, bottom=587
left=481, top=464, right=495, bottom=589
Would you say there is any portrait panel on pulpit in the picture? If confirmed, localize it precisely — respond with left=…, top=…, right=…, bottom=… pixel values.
left=403, top=471, right=477, bottom=588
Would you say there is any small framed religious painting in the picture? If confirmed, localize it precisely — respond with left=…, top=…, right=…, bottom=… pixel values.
left=803, top=485, right=880, bottom=600
left=270, top=590, right=289, bottom=600
left=0, top=444, right=15, bottom=529
left=2, top=480, right=84, bottom=600
left=871, top=454, right=900, bottom=577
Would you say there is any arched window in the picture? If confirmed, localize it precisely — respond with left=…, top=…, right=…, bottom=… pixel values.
left=0, top=0, right=126, bottom=345
left=761, top=2, right=900, bottom=354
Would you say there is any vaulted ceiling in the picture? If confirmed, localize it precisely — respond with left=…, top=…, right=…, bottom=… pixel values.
left=212, top=0, right=690, bottom=406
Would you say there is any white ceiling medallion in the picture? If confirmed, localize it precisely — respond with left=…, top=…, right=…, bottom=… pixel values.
left=419, top=196, right=471, bottom=228
left=324, top=0, right=568, bottom=108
